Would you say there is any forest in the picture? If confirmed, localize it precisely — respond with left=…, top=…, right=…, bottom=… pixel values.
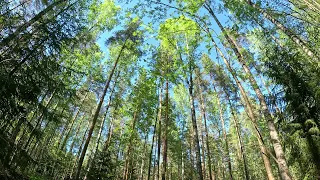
left=0, top=0, right=319, bottom=179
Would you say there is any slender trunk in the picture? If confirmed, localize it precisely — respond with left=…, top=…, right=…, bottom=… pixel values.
left=196, top=73, right=214, bottom=180
left=252, top=64, right=282, bottom=115
left=179, top=115, right=186, bottom=180
left=188, top=67, right=203, bottom=180
left=157, top=86, right=163, bottom=180
left=223, top=89, right=250, bottom=180
left=124, top=110, right=139, bottom=180
left=69, top=114, right=86, bottom=154
left=200, top=125, right=206, bottom=179
left=148, top=88, right=161, bottom=180
left=0, top=0, right=67, bottom=48
left=186, top=33, right=203, bottom=180
left=60, top=92, right=88, bottom=150
left=71, top=121, right=90, bottom=178
left=214, top=88, right=233, bottom=179
left=153, top=134, right=158, bottom=180
left=85, top=72, right=119, bottom=177
left=75, top=39, right=127, bottom=179
left=203, top=25, right=275, bottom=179
left=161, top=79, right=169, bottom=180
left=140, top=131, right=149, bottom=180
left=189, top=135, right=195, bottom=180
left=203, top=7, right=289, bottom=178
left=24, top=91, right=56, bottom=149
left=245, top=0, right=318, bottom=62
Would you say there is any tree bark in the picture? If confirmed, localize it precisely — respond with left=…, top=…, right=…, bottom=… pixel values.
left=0, top=0, right=67, bottom=48
left=214, top=87, right=233, bottom=179
left=148, top=87, right=161, bottom=180
left=161, top=79, right=169, bottom=180
left=124, top=110, right=139, bottom=180
left=223, top=87, right=250, bottom=180
left=74, top=39, right=127, bottom=179
left=245, top=0, right=319, bottom=62
left=202, top=23, right=275, bottom=179
left=157, top=85, right=163, bottom=180
left=196, top=72, right=215, bottom=180
left=204, top=6, right=290, bottom=179
left=69, top=114, right=86, bottom=154
left=60, top=92, right=88, bottom=150
left=188, top=63, right=203, bottom=180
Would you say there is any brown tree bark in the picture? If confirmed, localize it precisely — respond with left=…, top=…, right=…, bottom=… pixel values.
left=157, top=85, right=163, bottom=180
left=0, top=0, right=67, bottom=48
left=74, top=38, right=127, bottom=179
left=202, top=23, right=275, bottom=179
left=188, top=63, right=203, bottom=180
left=245, top=0, right=318, bottom=62
left=124, top=110, right=139, bottom=180
left=60, top=91, right=88, bottom=150
left=148, top=86, right=162, bottom=180
left=196, top=72, right=215, bottom=180
left=214, top=87, right=233, bottom=180
left=161, top=79, right=169, bottom=180
left=204, top=6, right=290, bottom=179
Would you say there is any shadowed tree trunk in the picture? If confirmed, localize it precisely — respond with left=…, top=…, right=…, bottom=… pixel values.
left=196, top=72, right=215, bottom=180
left=203, top=6, right=290, bottom=179
left=75, top=38, right=127, bottom=179
left=202, top=22, right=275, bottom=179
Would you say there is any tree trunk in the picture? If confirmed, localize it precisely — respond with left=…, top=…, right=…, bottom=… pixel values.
left=161, top=79, right=169, bottom=180
left=203, top=23, right=275, bottom=179
left=157, top=85, right=163, bottom=180
left=245, top=0, right=318, bottom=62
left=0, top=0, right=67, bottom=48
left=196, top=72, right=214, bottom=180
left=69, top=114, right=86, bottom=154
left=24, top=91, right=56, bottom=150
left=60, top=92, right=88, bottom=150
left=74, top=39, right=127, bottom=180
left=223, top=88, right=250, bottom=180
left=204, top=7, right=290, bottom=179
left=214, top=88, right=233, bottom=180
left=124, top=110, right=139, bottom=180
left=188, top=64, right=203, bottom=180
left=70, top=120, right=90, bottom=178
left=148, top=87, right=161, bottom=180
left=140, top=131, right=149, bottom=180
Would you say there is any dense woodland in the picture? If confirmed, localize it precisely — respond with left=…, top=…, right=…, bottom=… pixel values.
left=0, top=0, right=320, bottom=179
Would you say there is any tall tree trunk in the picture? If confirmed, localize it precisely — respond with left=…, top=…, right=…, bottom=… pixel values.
left=140, top=131, right=149, bottom=180
left=161, top=79, right=169, bottom=180
left=148, top=87, right=161, bottom=180
left=202, top=22, right=275, bottom=179
left=70, top=120, right=90, bottom=178
left=188, top=63, right=203, bottom=180
left=200, top=125, right=206, bottom=179
left=74, top=39, right=127, bottom=180
left=203, top=7, right=290, bottom=179
left=124, top=110, right=139, bottom=180
left=185, top=33, right=203, bottom=180
left=223, top=88, right=250, bottom=180
left=196, top=71, right=215, bottom=180
left=69, top=114, right=86, bottom=154
left=60, top=91, right=88, bottom=150
left=157, top=85, right=163, bottom=180
left=0, top=0, right=67, bottom=48
left=85, top=72, right=119, bottom=177
left=216, top=92, right=233, bottom=179
left=24, top=91, right=56, bottom=149
left=245, top=0, right=318, bottom=62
